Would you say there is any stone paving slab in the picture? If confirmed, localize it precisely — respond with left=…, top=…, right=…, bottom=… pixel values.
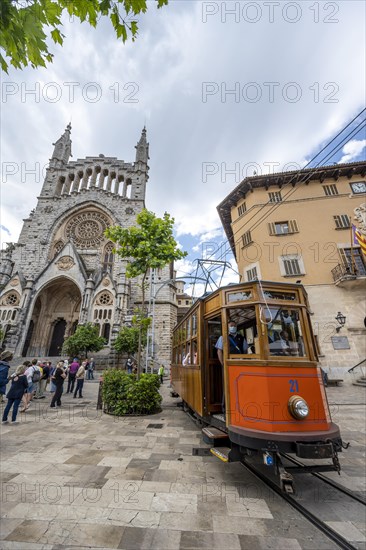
left=0, top=377, right=365, bottom=549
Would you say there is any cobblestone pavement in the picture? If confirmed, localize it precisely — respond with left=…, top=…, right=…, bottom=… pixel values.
left=0, top=376, right=365, bottom=550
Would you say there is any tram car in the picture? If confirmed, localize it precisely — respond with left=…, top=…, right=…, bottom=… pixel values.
left=171, top=281, right=344, bottom=492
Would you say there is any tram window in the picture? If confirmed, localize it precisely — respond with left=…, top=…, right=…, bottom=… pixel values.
left=227, top=306, right=258, bottom=354
left=264, top=307, right=306, bottom=357
left=208, top=316, right=222, bottom=360
left=183, top=339, right=198, bottom=365
left=192, top=312, right=197, bottom=336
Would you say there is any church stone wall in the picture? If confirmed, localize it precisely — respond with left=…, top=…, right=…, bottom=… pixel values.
left=0, top=126, right=177, bottom=368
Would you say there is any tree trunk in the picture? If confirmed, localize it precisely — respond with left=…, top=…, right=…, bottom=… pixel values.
left=136, top=270, right=148, bottom=378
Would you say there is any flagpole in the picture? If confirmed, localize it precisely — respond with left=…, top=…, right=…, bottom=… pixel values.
left=350, top=224, right=356, bottom=274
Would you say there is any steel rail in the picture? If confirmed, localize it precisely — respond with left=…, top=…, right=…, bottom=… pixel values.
left=240, top=458, right=358, bottom=550
left=280, top=453, right=366, bottom=506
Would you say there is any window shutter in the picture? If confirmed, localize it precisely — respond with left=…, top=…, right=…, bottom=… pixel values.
left=289, top=220, right=298, bottom=233
left=268, top=223, right=276, bottom=235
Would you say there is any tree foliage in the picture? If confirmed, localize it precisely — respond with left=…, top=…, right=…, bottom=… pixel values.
left=0, top=0, right=168, bottom=72
left=113, top=314, right=150, bottom=355
left=105, top=209, right=187, bottom=289
left=102, top=369, right=162, bottom=415
left=62, top=322, right=106, bottom=358
left=105, top=209, right=186, bottom=376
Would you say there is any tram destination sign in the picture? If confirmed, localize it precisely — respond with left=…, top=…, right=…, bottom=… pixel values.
left=331, top=336, right=350, bottom=350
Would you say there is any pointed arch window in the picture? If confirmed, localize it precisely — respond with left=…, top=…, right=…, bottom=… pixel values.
left=53, top=240, right=64, bottom=258
left=102, top=242, right=114, bottom=271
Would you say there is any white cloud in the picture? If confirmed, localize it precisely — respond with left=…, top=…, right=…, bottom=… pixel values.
left=1, top=0, right=365, bottom=260
left=339, top=139, right=366, bottom=164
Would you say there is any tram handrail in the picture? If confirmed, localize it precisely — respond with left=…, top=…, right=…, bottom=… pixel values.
left=347, top=358, right=366, bottom=373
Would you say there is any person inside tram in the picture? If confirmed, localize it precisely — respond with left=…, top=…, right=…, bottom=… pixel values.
left=279, top=330, right=291, bottom=355
left=215, top=320, right=248, bottom=365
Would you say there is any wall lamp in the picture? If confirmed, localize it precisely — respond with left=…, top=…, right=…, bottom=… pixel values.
left=335, top=311, right=346, bottom=333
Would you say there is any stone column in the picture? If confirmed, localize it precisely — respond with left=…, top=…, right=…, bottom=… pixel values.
left=79, top=278, right=95, bottom=324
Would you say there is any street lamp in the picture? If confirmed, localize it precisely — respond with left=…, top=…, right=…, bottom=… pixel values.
left=335, top=312, right=346, bottom=333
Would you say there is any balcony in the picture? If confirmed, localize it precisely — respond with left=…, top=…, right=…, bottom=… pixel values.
left=332, top=264, right=366, bottom=288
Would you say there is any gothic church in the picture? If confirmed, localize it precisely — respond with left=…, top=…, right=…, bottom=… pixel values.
left=0, top=126, right=177, bottom=367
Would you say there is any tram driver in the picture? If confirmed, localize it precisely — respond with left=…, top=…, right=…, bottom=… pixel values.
left=215, top=320, right=249, bottom=413
left=215, top=320, right=249, bottom=365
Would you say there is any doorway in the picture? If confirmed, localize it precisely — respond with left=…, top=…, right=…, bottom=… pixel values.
left=49, top=319, right=67, bottom=356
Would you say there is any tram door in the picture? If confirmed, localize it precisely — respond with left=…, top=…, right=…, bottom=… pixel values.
left=204, top=315, right=223, bottom=413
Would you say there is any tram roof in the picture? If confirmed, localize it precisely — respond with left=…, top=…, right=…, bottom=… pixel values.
left=176, top=280, right=308, bottom=328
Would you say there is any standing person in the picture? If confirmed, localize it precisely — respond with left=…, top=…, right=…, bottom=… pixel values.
left=0, top=350, right=13, bottom=403
left=158, top=364, right=164, bottom=384
left=20, top=360, right=41, bottom=412
left=73, top=361, right=86, bottom=398
left=2, top=365, right=28, bottom=423
left=35, top=361, right=49, bottom=399
left=215, top=320, right=248, bottom=412
left=50, top=361, right=66, bottom=408
left=87, top=358, right=95, bottom=380
left=126, top=357, right=134, bottom=374
left=66, top=358, right=79, bottom=394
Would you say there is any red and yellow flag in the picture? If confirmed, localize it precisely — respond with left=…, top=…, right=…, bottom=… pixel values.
left=353, top=225, right=366, bottom=255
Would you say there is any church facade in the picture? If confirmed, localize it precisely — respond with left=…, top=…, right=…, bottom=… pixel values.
left=0, top=126, right=177, bottom=367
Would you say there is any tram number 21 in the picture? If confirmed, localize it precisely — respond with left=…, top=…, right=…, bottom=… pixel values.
left=289, top=379, right=299, bottom=392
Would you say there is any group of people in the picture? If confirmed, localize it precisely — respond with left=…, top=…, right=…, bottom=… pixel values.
left=0, top=351, right=96, bottom=424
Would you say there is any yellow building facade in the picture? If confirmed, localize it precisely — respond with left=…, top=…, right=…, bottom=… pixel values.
left=218, top=161, right=366, bottom=377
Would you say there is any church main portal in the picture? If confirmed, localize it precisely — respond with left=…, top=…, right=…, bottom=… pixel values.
left=23, top=278, right=81, bottom=357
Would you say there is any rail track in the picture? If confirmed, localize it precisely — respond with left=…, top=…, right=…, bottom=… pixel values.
left=241, top=457, right=366, bottom=550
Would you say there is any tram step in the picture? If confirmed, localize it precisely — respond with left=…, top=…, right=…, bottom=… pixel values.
left=210, top=447, right=231, bottom=463
left=202, top=427, right=230, bottom=446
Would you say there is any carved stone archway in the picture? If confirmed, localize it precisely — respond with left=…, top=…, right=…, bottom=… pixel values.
left=26, top=278, right=81, bottom=357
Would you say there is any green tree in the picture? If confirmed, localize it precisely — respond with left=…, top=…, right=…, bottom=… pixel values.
left=105, top=209, right=187, bottom=375
left=113, top=314, right=150, bottom=356
left=0, top=0, right=168, bottom=73
left=62, top=322, right=106, bottom=358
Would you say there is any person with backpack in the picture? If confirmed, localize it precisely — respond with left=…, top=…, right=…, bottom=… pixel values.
left=50, top=361, right=67, bottom=408
left=2, top=365, right=28, bottom=423
left=0, top=350, right=13, bottom=403
left=20, top=359, right=41, bottom=412
left=35, top=361, right=50, bottom=399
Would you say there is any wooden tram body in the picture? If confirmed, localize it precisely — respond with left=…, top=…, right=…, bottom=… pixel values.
left=171, top=281, right=343, bottom=492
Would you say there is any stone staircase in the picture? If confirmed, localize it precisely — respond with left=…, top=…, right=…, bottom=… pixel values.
left=353, top=377, right=366, bottom=387
left=8, top=356, right=120, bottom=371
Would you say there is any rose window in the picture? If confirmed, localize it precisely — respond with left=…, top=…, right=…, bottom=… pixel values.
left=98, top=292, right=113, bottom=305
left=65, top=211, right=111, bottom=249
left=5, top=293, right=19, bottom=306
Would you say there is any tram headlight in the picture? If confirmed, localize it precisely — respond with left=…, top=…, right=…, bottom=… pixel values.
left=288, top=395, right=309, bottom=420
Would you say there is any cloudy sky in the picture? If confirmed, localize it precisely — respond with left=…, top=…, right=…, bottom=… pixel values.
left=1, top=0, right=365, bottom=294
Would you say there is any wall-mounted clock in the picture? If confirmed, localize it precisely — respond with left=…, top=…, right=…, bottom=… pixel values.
left=350, top=181, right=366, bottom=194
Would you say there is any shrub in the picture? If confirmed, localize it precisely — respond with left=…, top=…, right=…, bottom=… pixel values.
left=102, top=369, right=162, bottom=415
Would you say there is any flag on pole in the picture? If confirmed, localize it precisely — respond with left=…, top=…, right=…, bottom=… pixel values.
left=352, top=225, right=366, bottom=254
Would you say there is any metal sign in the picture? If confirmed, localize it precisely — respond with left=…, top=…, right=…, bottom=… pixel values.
left=331, top=336, right=350, bottom=350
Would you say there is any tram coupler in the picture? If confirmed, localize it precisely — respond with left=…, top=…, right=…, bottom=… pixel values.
left=274, top=452, right=295, bottom=494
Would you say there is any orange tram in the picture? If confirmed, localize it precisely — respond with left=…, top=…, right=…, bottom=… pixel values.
left=171, top=280, right=344, bottom=492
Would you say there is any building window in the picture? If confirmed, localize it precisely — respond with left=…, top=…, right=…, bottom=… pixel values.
left=279, top=255, right=305, bottom=277
left=238, top=203, right=246, bottom=216
left=268, top=220, right=299, bottom=235
left=323, top=184, right=338, bottom=196
left=333, top=214, right=350, bottom=229
left=102, top=242, right=114, bottom=271
left=242, top=230, right=253, bottom=247
left=246, top=266, right=258, bottom=281
left=339, top=248, right=366, bottom=276
left=268, top=191, right=282, bottom=203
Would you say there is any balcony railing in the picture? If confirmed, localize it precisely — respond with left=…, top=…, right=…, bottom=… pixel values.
left=331, top=264, right=357, bottom=283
